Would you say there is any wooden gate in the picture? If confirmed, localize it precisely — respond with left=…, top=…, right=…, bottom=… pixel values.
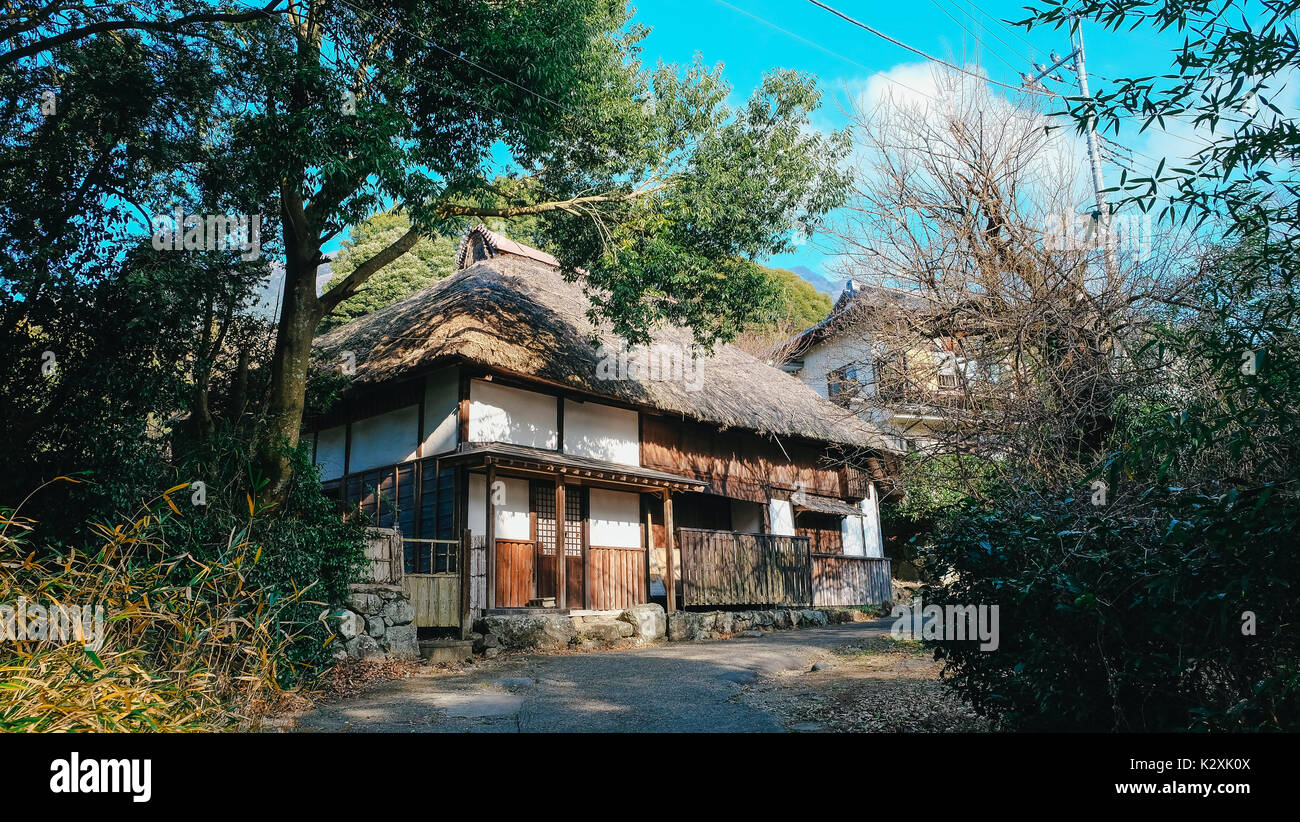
left=403, top=538, right=461, bottom=628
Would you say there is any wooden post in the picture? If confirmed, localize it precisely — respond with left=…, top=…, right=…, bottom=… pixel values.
left=486, top=463, right=496, bottom=611
left=555, top=475, right=567, bottom=609
left=458, top=528, right=472, bottom=639
left=581, top=490, right=591, bottom=610
left=641, top=495, right=651, bottom=609
left=663, top=489, right=676, bottom=612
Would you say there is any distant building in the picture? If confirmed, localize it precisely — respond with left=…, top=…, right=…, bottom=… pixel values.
left=776, top=279, right=1000, bottom=453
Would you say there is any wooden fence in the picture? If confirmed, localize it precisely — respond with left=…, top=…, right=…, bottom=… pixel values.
left=677, top=529, right=892, bottom=609
left=466, top=534, right=487, bottom=617
left=587, top=546, right=647, bottom=611
left=810, top=554, right=892, bottom=607
left=678, top=528, right=812, bottom=607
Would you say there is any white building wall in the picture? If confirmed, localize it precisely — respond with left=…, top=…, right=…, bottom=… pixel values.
left=842, top=515, right=866, bottom=556
left=315, top=425, right=347, bottom=481
left=348, top=405, right=420, bottom=473
left=797, top=335, right=878, bottom=399
left=862, top=483, right=884, bottom=558
left=422, top=367, right=459, bottom=456
left=469, top=380, right=558, bottom=449
left=768, top=498, right=795, bottom=536
left=588, top=488, right=641, bottom=548
left=563, top=399, right=639, bottom=465
left=467, top=473, right=530, bottom=540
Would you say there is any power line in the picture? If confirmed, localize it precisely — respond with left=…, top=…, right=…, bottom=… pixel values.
left=924, top=0, right=1027, bottom=80
left=708, top=0, right=939, bottom=104
left=806, top=0, right=1050, bottom=96
left=953, top=0, right=1041, bottom=56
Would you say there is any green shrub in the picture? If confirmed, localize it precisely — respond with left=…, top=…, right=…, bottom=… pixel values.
left=923, top=486, right=1300, bottom=731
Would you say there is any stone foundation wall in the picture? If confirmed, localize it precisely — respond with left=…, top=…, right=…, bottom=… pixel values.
left=666, top=606, right=871, bottom=641
left=333, top=583, right=419, bottom=661
left=469, top=604, right=875, bottom=655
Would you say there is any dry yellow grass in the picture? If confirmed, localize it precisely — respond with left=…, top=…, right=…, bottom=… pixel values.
left=1, top=483, right=326, bottom=732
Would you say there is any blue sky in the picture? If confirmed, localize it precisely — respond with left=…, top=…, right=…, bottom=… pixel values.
left=630, top=0, right=1201, bottom=285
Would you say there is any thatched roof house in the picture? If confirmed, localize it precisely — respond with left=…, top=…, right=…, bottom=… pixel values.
left=314, top=226, right=898, bottom=452
left=309, top=226, right=898, bottom=618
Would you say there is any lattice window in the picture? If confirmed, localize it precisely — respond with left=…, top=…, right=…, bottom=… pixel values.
left=532, top=482, right=584, bottom=556
left=532, top=482, right=557, bottom=556
left=564, top=489, right=583, bottom=557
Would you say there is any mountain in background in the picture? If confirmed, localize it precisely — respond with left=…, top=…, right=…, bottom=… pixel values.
left=789, top=264, right=847, bottom=298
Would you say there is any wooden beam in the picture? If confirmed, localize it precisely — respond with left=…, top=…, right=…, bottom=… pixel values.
left=457, top=372, right=471, bottom=446
left=663, top=489, right=676, bottom=612
left=486, top=464, right=496, bottom=610
left=556, top=394, right=565, bottom=453
left=555, top=476, right=567, bottom=609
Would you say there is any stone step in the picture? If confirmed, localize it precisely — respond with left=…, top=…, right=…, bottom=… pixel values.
left=483, top=607, right=570, bottom=616
left=419, top=639, right=474, bottom=665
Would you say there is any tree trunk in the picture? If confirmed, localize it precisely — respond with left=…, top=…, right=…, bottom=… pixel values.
left=261, top=238, right=324, bottom=499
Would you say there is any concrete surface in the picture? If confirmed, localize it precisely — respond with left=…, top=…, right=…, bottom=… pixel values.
left=293, top=618, right=894, bottom=733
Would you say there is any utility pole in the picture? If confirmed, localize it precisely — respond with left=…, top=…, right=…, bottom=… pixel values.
left=1071, top=21, right=1118, bottom=278
left=1024, top=18, right=1118, bottom=280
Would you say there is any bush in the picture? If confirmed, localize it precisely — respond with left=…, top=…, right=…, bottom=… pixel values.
left=0, top=442, right=367, bottom=731
left=159, top=440, right=367, bottom=680
left=1, top=490, right=319, bottom=730
left=923, top=486, right=1300, bottom=731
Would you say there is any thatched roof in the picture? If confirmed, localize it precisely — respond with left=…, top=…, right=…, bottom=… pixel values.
left=314, top=235, right=900, bottom=453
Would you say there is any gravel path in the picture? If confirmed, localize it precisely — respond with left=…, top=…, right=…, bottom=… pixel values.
left=291, top=618, right=896, bottom=733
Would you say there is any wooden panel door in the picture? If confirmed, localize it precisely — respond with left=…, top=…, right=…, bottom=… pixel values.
left=495, top=539, right=534, bottom=607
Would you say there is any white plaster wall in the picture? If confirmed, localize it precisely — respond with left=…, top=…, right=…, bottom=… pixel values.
left=467, top=473, right=530, bottom=540
left=315, top=425, right=347, bottom=481
left=469, top=380, right=557, bottom=449
left=730, top=499, right=763, bottom=534
left=768, top=498, right=795, bottom=536
left=842, top=514, right=866, bottom=556
left=563, top=399, right=639, bottom=466
left=797, top=335, right=877, bottom=399
left=588, top=488, right=641, bottom=548
left=468, top=472, right=486, bottom=536
left=422, top=367, right=459, bottom=456
left=862, top=483, right=884, bottom=558
left=348, top=405, right=419, bottom=473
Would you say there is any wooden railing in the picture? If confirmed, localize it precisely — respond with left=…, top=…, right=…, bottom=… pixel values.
left=677, top=528, right=812, bottom=607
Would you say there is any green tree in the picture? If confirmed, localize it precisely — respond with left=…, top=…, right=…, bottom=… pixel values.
left=755, top=264, right=832, bottom=331
left=8, top=2, right=851, bottom=503
left=320, top=212, right=458, bottom=330
left=922, top=1, right=1300, bottom=731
